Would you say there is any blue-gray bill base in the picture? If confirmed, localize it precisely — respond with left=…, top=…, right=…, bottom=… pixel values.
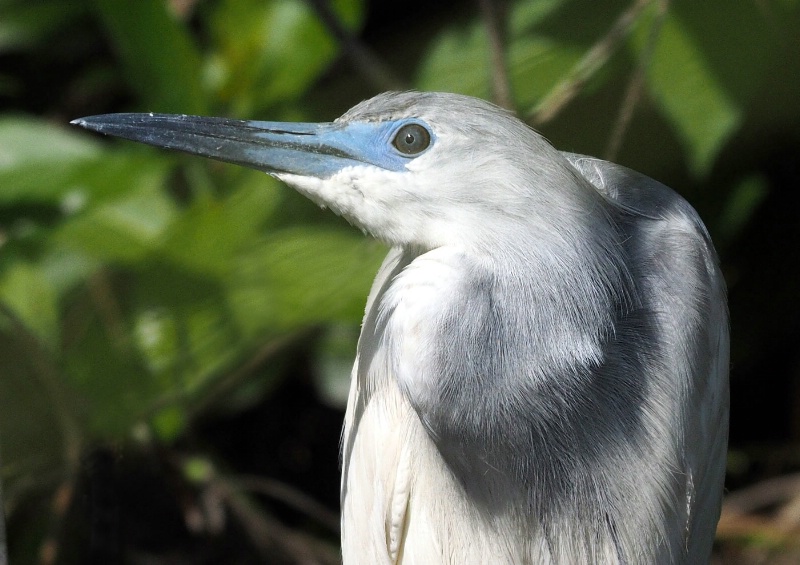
left=72, top=92, right=729, bottom=564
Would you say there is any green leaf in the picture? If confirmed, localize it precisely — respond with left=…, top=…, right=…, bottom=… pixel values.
left=92, top=0, right=205, bottom=113
left=415, top=22, right=491, bottom=99
left=631, top=2, right=785, bottom=175
left=62, top=307, right=159, bottom=438
left=157, top=173, right=281, bottom=276
left=229, top=227, right=385, bottom=337
left=0, top=335, right=68, bottom=490
left=54, top=178, right=178, bottom=264
left=643, top=13, right=740, bottom=173
left=208, top=0, right=365, bottom=115
left=0, top=117, right=102, bottom=203
left=416, top=0, right=582, bottom=108
left=715, top=174, right=769, bottom=248
left=130, top=259, right=244, bottom=391
left=0, top=261, right=59, bottom=349
left=151, top=405, right=185, bottom=442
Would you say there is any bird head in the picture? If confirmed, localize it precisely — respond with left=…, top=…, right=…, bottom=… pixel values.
left=73, top=92, right=609, bottom=253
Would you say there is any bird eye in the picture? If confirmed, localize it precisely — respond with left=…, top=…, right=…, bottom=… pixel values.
left=392, top=123, right=431, bottom=155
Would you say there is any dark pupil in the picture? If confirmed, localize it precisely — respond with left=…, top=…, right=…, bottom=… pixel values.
left=393, top=123, right=430, bottom=155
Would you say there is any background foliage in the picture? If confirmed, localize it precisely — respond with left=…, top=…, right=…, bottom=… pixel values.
left=1, top=0, right=799, bottom=562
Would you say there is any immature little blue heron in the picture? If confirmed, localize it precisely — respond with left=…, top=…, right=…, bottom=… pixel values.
left=73, top=91, right=729, bottom=564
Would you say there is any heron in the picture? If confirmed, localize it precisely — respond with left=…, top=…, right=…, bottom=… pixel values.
left=72, top=91, right=729, bottom=564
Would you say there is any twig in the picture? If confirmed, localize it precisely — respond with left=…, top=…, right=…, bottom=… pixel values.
left=722, top=473, right=800, bottom=517
left=605, top=0, right=669, bottom=160
left=0, top=452, right=5, bottom=565
left=38, top=481, right=74, bottom=565
left=188, top=328, right=314, bottom=417
left=88, top=270, right=128, bottom=351
left=238, top=474, right=340, bottom=533
left=304, top=0, right=405, bottom=92
left=529, top=0, right=650, bottom=125
left=717, top=473, right=800, bottom=546
left=212, top=473, right=340, bottom=564
left=478, top=0, right=514, bottom=111
left=776, top=490, right=800, bottom=532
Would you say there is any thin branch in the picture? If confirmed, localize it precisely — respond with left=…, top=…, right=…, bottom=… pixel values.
left=238, top=474, right=340, bottom=533
left=605, top=0, right=669, bottom=161
left=188, top=328, right=314, bottom=417
left=88, top=270, right=128, bottom=351
left=38, top=481, right=74, bottom=565
left=478, top=0, right=514, bottom=111
left=529, top=0, right=650, bottom=125
left=0, top=457, right=5, bottom=565
left=775, top=489, right=800, bottom=532
left=212, top=474, right=340, bottom=564
left=305, top=0, right=406, bottom=92
left=717, top=474, right=800, bottom=547
left=722, top=473, right=800, bottom=517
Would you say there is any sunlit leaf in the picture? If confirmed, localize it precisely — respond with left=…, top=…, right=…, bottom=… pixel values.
left=54, top=179, right=178, bottom=264
left=648, top=17, right=740, bottom=174
left=0, top=117, right=101, bottom=203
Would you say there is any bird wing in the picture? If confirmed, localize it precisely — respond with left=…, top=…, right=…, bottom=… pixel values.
left=565, top=153, right=730, bottom=561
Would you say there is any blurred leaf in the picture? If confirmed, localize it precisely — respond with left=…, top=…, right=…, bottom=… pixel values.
left=38, top=248, right=97, bottom=298
left=416, top=0, right=584, bottom=109
left=229, top=227, right=385, bottom=336
left=60, top=266, right=240, bottom=439
left=133, top=306, right=181, bottom=376
left=158, top=172, right=281, bottom=276
left=63, top=306, right=158, bottom=437
left=54, top=178, right=177, bottom=264
left=182, top=456, right=213, bottom=484
left=0, top=261, right=59, bottom=348
left=208, top=0, right=365, bottom=115
left=669, top=2, right=791, bottom=105
left=415, top=21, right=490, bottom=99
left=92, top=0, right=205, bottom=113
left=130, top=263, right=240, bottom=398
left=635, top=10, right=740, bottom=175
left=0, top=336, right=65, bottom=489
left=715, top=174, right=769, bottom=248
left=151, top=405, right=185, bottom=442
left=507, top=36, right=584, bottom=111
left=0, top=117, right=101, bottom=204
left=0, top=114, right=180, bottom=241
left=633, top=1, right=790, bottom=175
